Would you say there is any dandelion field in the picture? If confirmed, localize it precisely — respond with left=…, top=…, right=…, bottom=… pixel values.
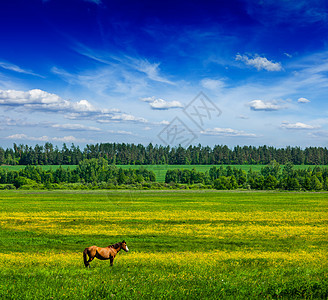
left=0, top=190, right=327, bottom=299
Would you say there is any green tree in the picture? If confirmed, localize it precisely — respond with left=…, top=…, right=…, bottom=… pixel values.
left=13, top=176, right=36, bottom=189
left=261, top=160, right=280, bottom=178
left=254, top=175, right=265, bottom=190
left=310, top=176, right=322, bottom=191
left=229, top=175, right=238, bottom=189
left=213, top=176, right=228, bottom=190
left=264, top=175, right=278, bottom=190
left=323, top=177, right=328, bottom=191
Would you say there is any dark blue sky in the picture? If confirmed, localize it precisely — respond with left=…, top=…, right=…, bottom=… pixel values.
left=0, top=0, right=327, bottom=147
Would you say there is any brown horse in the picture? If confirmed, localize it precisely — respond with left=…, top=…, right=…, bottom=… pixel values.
left=83, top=240, right=129, bottom=267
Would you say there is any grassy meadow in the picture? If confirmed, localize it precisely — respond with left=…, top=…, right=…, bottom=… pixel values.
left=0, top=190, right=327, bottom=299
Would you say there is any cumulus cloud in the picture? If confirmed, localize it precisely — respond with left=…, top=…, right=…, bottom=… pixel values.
left=111, top=113, right=148, bottom=122
left=140, top=96, right=183, bottom=110
left=0, top=89, right=100, bottom=112
left=0, top=88, right=150, bottom=124
left=150, top=99, right=183, bottom=110
left=248, top=100, right=283, bottom=111
left=280, top=121, right=320, bottom=130
left=236, top=54, right=282, bottom=71
left=201, top=78, right=225, bottom=90
left=297, top=97, right=311, bottom=103
left=200, top=127, right=257, bottom=137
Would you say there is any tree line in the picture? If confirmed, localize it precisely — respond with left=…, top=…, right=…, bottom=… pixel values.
left=1, top=143, right=328, bottom=165
left=0, top=158, right=156, bottom=190
left=0, top=159, right=327, bottom=191
left=165, top=161, right=328, bottom=191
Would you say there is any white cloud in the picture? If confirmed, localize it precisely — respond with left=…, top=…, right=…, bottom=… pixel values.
left=52, top=123, right=101, bottom=131
left=108, top=130, right=134, bottom=135
left=0, top=61, right=44, bottom=77
left=236, top=54, right=282, bottom=71
left=6, top=133, right=29, bottom=140
left=141, top=96, right=183, bottom=110
left=154, top=120, right=170, bottom=125
left=280, top=121, right=320, bottom=130
left=52, top=136, right=87, bottom=143
left=96, top=113, right=148, bottom=123
left=150, top=99, right=183, bottom=110
left=201, top=127, right=257, bottom=137
left=132, top=59, right=174, bottom=85
left=0, top=88, right=150, bottom=124
left=72, top=44, right=174, bottom=86
left=284, top=53, right=292, bottom=58
left=297, top=97, right=311, bottom=103
left=248, top=100, right=283, bottom=111
left=201, top=78, right=225, bottom=90
left=140, top=96, right=156, bottom=103
left=0, top=89, right=98, bottom=112
left=111, top=113, right=148, bottom=122
left=6, top=134, right=87, bottom=143
left=51, top=64, right=149, bottom=97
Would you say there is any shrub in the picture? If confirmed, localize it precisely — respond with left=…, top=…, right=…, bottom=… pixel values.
left=14, top=177, right=39, bottom=189
left=0, top=184, right=16, bottom=190
left=214, top=176, right=229, bottom=190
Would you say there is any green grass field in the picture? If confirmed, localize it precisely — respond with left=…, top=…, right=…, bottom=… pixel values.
left=0, top=190, right=327, bottom=299
left=2, top=164, right=326, bottom=182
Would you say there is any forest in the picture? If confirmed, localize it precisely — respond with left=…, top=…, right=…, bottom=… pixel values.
left=1, top=142, right=328, bottom=165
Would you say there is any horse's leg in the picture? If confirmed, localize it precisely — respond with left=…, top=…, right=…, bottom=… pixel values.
left=84, top=248, right=96, bottom=268
left=83, top=248, right=91, bottom=267
left=110, top=257, right=114, bottom=266
left=86, top=253, right=95, bottom=268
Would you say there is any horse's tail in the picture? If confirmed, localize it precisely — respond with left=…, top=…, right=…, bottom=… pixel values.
left=83, top=248, right=89, bottom=267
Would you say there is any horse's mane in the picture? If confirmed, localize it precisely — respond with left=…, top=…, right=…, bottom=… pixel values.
left=108, top=242, right=122, bottom=249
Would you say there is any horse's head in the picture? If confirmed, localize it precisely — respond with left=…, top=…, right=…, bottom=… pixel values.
left=121, top=240, right=129, bottom=252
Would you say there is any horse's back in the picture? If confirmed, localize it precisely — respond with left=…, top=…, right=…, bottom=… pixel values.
left=85, top=245, right=115, bottom=260
left=86, top=245, right=98, bottom=255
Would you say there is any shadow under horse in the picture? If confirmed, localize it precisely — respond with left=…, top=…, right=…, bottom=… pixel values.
left=83, top=240, right=129, bottom=267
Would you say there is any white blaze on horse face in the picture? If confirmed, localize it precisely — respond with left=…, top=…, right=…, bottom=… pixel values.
left=125, top=245, right=129, bottom=252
